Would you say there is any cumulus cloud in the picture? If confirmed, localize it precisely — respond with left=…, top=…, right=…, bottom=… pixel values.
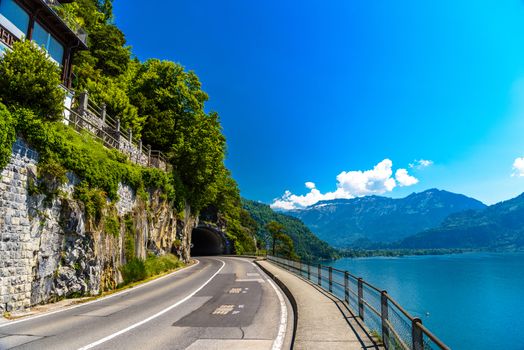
left=409, top=159, right=434, bottom=169
left=305, top=182, right=316, bottom=189
left=271, top=159, right=420, bottom=210
left=395, top=168, right=419, bottom=186
left=512, top=157, right=524, bottom=176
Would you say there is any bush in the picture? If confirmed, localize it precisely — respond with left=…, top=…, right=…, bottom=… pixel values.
left=119, top=258, right=146, bottom=285
left=0, top=40, right=65, bottom=120
left=144, top=254, right=182, bottom=277
left=0, top=103, right=15, bottom=170
left=120, top=254, right=181, bottom=286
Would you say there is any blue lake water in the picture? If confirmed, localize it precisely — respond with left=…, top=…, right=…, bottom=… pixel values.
left=325, top=252, right=524, bottom=350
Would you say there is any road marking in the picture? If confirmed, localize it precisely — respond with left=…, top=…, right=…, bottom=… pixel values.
left=246, top=272, right=260, bottom=277
left=252, top=262, right=288, bottom=350
left=0, top=260, right=201, bottom=329
left=212, top=305, right=235, bottom=315
left=77, top=259, right=226, bottom=350
left=235, top=278, right=265, bottom=283
left=232, top=311, right=240, bottom=315
left=229, top=288, right=242, bottom=294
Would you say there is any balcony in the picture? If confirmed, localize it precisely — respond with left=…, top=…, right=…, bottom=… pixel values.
left=42, top=0, right=87, bottom=45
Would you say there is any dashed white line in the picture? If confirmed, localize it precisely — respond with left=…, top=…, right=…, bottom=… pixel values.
left=77, top=259, right=226, bottom=350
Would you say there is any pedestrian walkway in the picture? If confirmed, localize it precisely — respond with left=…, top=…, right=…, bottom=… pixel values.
left=256, top=260, right=383, bottom=350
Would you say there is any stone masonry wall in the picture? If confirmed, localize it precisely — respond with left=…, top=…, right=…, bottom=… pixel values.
left=0, top=139, right=194, bottom=313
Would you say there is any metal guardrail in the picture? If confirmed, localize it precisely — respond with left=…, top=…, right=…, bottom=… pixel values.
left=267, top=255, right=451, bottom=350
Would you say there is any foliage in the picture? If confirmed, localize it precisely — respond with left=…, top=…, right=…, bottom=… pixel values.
left=243, top=199, right=339, bottom=261
left=144, top=254, right=182, bottom=277
left=12, top=107, right=174, bottom=232
left=0, top=40, right=65, bottom=120
left=120, top=254, right=182, bottom=285
left=0, top=103, right=15, bottom=171
left=119, top=258, right=146, bottom=285
left=265, top=221, right=297, bottom=259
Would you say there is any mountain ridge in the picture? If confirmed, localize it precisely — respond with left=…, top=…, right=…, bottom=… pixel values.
left=285, top=189, right=487, bottom=248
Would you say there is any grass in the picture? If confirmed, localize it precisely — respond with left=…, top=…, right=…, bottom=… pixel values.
left=120, top=253, right=184, bottom=286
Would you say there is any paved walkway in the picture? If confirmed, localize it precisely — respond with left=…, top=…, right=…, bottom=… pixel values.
left=256, top=260, right=383, bottom=350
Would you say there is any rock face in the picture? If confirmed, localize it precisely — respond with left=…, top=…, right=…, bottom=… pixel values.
left=0, top=139, right=194, bottom=313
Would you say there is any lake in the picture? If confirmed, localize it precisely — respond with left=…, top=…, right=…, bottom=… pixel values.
left=325, top=252, right=524, bottom=350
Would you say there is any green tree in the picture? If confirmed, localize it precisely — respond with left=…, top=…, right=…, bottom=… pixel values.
left=0, top=103, right=15, bottom=170
left=266, top=221, right=285, bottom=256
left=0, top=40, right=65, bottom=121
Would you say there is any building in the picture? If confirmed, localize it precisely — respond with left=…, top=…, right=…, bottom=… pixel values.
left=0, top=0, right=88, bottom=88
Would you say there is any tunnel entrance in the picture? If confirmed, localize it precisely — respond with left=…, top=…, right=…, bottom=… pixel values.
left=190, top=226, right=230, bottom=256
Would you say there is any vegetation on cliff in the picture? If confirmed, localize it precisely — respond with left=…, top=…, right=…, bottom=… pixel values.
left=0, top=0, right=260, bottom=256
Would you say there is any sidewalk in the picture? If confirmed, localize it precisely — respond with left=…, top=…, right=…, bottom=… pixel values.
left=256, top=260, right=383, bottom=350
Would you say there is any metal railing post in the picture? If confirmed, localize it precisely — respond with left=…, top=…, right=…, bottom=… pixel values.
left=147, top=145, right=151, bottom=166
left=381, top=291, right=390, bottom=349
left=298, top=259, right=302, bottom=275
left=344, top=271, right=349, bottom=303
left=138, top=139, right=143, bottom=163
left=328, top=267, right=333, bottom=292
left=412, top=318, right=424, bottom=350
left=78, top=90, right=88, bottom=115
left=318, top=264, right=321, bottom=286
left=100, top=103, right=106, bottom=123
left=307, top=263, right=311, bottom=281
left=128, top=128, right=133, bottom=142
left=358, top=278, right=364, bottom=320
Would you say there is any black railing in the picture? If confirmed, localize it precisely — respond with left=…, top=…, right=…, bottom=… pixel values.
left=267, top=255, right=451, bottom=350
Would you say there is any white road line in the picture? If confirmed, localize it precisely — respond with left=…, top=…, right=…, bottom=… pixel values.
left=77, top=259, right=226, bottom=350
left=253, top=262, right=288, bottom=350
left=0, top=260, right=201, bottom=329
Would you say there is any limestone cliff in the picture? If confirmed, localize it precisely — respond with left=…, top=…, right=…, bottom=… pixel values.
left=0, top=139, right=194, bottom=312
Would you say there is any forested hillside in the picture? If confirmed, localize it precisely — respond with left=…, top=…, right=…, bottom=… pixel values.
left=243, top=199, right=339, bottom=261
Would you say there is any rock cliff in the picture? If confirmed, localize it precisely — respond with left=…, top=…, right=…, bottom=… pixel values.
left=0, top=139, right=194, bottom=312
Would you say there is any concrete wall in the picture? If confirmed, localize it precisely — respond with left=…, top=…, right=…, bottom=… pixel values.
left=0, top=139, right=193, bottom=313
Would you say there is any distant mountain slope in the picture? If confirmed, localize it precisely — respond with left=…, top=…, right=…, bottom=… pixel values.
left=242, top=199, right=339, bottom=260
left=399, top=193, right=524, bottom=249
left=287, top=189, right=486, bottom=248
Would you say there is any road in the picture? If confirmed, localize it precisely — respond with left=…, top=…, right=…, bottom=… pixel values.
left=0, top=257, right=293, bottom=350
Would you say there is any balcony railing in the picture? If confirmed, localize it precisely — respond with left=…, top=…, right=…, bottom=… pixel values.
left=42, top=0, right=88, bottom=45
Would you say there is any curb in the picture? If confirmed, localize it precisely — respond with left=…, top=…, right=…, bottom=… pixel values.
left=255, top=259, right=298, bottom=350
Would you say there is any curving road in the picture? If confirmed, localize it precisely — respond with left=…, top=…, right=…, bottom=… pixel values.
left=0, top=257, right=293, bottom=350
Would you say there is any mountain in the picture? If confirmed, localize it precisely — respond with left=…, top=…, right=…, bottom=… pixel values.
left=399, top=193, right=524, bottom=250
left=287, top=189, right=486, bottom=248
left=242, top=199, right=339, bottom=260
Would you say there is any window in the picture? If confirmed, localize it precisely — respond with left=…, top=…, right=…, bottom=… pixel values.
left=32, top=22, right=64, bottom=65
left=0, top=0, right=29, bottom=35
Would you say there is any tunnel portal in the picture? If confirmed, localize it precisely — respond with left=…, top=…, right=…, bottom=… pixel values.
left=191, top=226, right=230, bottom=256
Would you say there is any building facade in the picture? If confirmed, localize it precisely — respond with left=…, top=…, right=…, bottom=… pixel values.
left=0, top=0, right=87, bottom=88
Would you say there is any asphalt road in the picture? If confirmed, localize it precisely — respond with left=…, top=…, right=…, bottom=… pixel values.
left=0, top=257, right=293, bottom=350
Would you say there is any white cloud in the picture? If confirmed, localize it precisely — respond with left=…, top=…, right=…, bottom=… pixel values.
left=512, top=157, right=524, bottom=176
left=409, top=159, right=434, bottom=169
left=271, top=159, right=420, bottom=210
left=395, top=168, right=419, bottom=186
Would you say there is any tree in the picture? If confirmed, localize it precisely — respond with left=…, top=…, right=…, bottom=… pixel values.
left=0, top=103, right=15, bottom=170
left=266, top=221, right=285, bottom=256
left=0, top=40, right=65, bottom=121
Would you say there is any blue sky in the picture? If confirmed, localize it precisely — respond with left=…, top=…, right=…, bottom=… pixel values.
left=114, top=0, right=524, bottom=207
